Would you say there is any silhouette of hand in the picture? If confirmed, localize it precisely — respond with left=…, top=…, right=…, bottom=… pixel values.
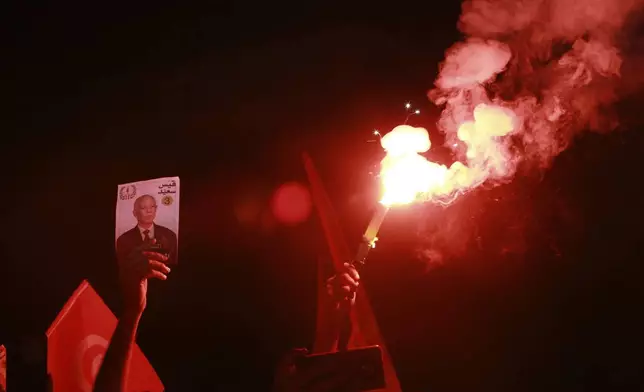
left=120, top=240, right=171, bottom=315
left=326, top=263, right=360, bottom=305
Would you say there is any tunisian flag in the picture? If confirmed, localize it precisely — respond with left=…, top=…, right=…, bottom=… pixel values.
left=46, top=280, right=164, bottom=392
left=303, top=153, right=402, bottom=392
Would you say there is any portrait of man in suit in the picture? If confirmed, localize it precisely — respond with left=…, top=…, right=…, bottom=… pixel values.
left=116, top=194, right=178, bottom=266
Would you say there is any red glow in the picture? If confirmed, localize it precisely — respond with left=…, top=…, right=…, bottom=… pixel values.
left=271, top=182, right=312, bottom=225
left=234, top=197, right=262, bottom=225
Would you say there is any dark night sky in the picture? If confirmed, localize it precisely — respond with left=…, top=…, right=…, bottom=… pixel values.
left=2, top=1, right=644, bottom=391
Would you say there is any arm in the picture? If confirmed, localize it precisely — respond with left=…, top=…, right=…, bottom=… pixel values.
left=93, top=247, right=170, bottom=392
left=273, top=264, right=361, bottom=391
left=92, top=310, right=141, bottom=392
left=324, top=263, right=360, bottom=352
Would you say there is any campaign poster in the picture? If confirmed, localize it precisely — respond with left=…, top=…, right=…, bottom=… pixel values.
left=115, top=177, right=180, bottom=266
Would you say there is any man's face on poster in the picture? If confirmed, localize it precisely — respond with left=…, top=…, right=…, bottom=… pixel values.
left=134, top=195, right=157, bottom=226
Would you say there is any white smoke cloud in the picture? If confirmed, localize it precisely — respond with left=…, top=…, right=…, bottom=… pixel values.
left=420, top=0, right=644, bottom=262
left=431, top=0, right=644, bottom=167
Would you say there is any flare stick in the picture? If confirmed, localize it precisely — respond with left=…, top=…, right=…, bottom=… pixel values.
left=352, top=203, right=389, bottom=270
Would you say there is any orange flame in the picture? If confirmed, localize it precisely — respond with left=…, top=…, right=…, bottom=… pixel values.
left=379, top=103, right=517, bottom=206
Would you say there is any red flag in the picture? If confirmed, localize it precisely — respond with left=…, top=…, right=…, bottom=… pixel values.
left=0, top=345, right=6, bottom=391
left=46, top=281, right=164, bottom=392
left=303, top=152, right=402, bottom=392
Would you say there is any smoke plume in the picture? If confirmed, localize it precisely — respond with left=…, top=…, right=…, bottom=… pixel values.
left=431, top=0, right=644, bottom=168
left=419, top=0, right=644, bottom=265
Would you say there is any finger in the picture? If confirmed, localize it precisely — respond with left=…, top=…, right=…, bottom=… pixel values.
left=148, top=260, right=171, bottom=274
left=145, top=269, right=168, bottom=281
left=347, top=265, right=360, bottom=282
left=339, top=285, right=352, bottom=294
left=340, top=273, right=358, bottom=288
left=142, top=251, right=169, bottom=262
left=343, top=262, right=359, bottom=281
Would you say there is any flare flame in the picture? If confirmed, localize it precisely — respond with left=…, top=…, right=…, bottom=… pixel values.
left=379, top=103, right=516, bottom=206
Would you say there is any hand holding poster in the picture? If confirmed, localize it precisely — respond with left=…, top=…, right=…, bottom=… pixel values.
left=116, top=177, right=180, bottom=266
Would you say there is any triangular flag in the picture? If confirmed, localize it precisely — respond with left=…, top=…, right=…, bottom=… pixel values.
left=303, top=152, right=402, bottom=392
left=46, top=281, right=164, bottom=392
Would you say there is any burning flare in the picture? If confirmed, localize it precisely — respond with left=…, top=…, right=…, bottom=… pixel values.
left=379, top=104, right=516, bottom=206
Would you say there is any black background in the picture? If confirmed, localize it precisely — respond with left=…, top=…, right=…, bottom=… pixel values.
left=2, top=1, right=644, bottom=390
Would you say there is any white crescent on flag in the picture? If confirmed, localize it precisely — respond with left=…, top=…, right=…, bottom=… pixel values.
left=76, top=334, right=110, bottom=392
